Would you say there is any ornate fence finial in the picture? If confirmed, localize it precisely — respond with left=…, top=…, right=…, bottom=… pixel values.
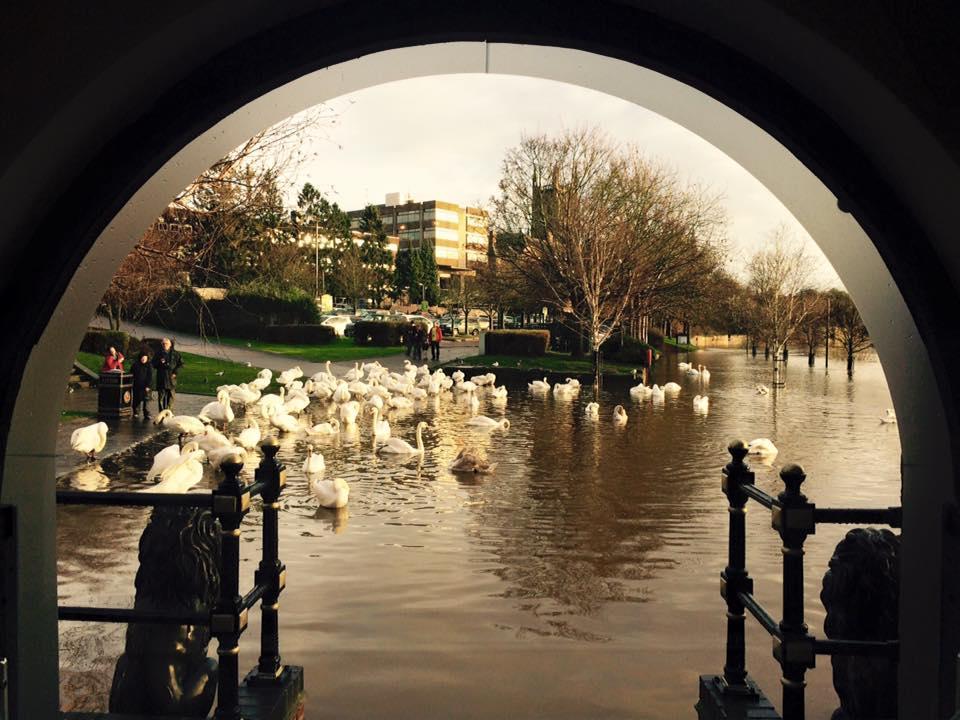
left=779, top=464, right=806, bottom=499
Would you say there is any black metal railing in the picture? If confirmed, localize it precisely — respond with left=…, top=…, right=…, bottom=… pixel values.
left=56, top=438, right=288, bottom=720
left=710, top=440, right=901, bottom=720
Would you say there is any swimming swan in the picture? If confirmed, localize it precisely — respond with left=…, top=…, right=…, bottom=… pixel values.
left=449, top=448, right=497, bottom=474
left=311, top=475, right=349, bottom=508
left=378, top=421, right=428, bottom=455
left=465, top=416, right=511, bottom=430
left=612, top=405, right=628, bottom=425
left=303, top=446, right=326, bottom=475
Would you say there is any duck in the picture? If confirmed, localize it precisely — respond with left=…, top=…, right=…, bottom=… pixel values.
left=310, top=475, right=349, bottom=508
left=307, top=419, right=340, bottom=436
left=236, top=418, right=262, bottom=450
left=154, top=409, right=206, bottom=436
left=378, top=421, right=428, bottom=455
left=528, top=377, right=551, bottom=393
left=449, top=447, right=497, bottom=474
left=141, top=448, right=207, bottom=494
left=303, top=446, right=326, bottom=475
left=370, top=406, right=391, bottom=441
left=585, top=402, right=600, bottom=418
left=693, top=395, right=710, bottom=413
left=747, top=438, right=779, bottom=457
left=70, top=421, right=108, bottom=461
left=612, top=405, right=628, bottom=425
left=465, top=416, right=511, bottom=430
left=198, top=389, right=234, bottom=425
left=880, top=408, right=897, bottom=424
left=663, top=382, right=682, bottom=393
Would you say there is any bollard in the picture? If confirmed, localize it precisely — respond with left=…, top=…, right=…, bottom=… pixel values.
left=720, top=440, right=756, bottom=695
left=772, top=464, right=816, bottom=720
left=252, top=437, right=287, bottom=684
left=211, top=454, right=250, bottom=720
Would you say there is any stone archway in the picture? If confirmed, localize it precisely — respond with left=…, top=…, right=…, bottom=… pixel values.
left=2, top=5, right=958, bottom=718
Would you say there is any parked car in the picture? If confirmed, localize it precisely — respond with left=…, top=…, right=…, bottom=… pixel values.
left=320, top=314, right=353, bottom=337
left=439, top=313, right=490, bottom=336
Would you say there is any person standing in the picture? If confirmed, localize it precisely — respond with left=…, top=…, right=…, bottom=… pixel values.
left=429, top=321, right=443, bottom=362
left=130, top=349, right=153, bottom=419
left=405, top=322, right=416, bottom=358
left=412, top=323, right=424, bottom=362
left=152, top=337, right=183, bottom=412
left=101, top=345, right=125, bottom=372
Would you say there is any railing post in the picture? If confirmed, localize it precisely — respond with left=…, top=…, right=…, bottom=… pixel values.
left=251, top=437, right=287, bottom=684
left=212, top=455, right=250, bottom=720
left=772, top=464, right=816, bottom=720
left=720, top=440, right=756, bottom=695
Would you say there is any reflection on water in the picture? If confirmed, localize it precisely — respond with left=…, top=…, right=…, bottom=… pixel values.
left=58, top=350, right=901, bottom=717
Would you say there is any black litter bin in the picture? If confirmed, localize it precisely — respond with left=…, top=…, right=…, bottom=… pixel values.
left=98, top=371, right=133, bottom=418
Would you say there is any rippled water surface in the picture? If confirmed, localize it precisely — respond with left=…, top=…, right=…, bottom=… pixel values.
left=58, top=350, right=901, bottom=718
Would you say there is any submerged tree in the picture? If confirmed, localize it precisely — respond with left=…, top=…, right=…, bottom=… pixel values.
left=493, top=128, right=726, bottom=380
left=746, top=227, right=817, bottom=363
left=828, top=289, right=872, bottom=374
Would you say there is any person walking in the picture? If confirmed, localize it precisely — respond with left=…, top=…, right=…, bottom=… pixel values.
left=152, top=337, right=183, bottom=412
left=130, top=348, right=153, bottom=419
left=429, top=321, right=443, bottom=362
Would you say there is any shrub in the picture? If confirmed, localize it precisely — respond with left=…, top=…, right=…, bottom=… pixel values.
left=485, top=329, right=550, bottom=356
left=609, top=337, right=658, bottom=366
left=229, top=282, right=321, bottom=325
left=353, top=320, right=407, bottom=346
left=81, top=328, right=133, bottom=356
left=261, top=324, right=336, bottom=345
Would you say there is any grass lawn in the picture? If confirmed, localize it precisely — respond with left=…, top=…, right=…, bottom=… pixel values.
left=663, top=337, right=698, bottom=352
left=76, top=350, right=264, bottom=397
left=447, top=352, right=643, bottom=375
left=217, top=336, right=405, bottom=363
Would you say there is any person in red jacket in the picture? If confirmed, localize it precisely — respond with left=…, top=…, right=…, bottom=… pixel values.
left=102, top=345, right=125, bottom=372
left=429, top=321, right=443, bottom=361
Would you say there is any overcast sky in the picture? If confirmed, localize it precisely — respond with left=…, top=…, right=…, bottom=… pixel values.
left=277, top=74, right=841, bottom=288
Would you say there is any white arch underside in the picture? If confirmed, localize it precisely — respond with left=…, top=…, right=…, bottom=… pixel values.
left=4, top=42, right=949, bottom=718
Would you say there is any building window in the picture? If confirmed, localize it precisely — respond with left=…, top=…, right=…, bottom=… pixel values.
left=435, top=208, right=460, bottom=224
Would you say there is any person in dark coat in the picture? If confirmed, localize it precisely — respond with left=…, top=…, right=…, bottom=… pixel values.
left=413, top=323, right=425, bottom=362
left=130, top=349, right=153, bottom=419
left=152, top=337, right=183, bottom=412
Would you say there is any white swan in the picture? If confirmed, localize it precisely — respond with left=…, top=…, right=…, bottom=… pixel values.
left=311, top=475, right=349, bottom=508
left=612, top=405, right=628, bottom=425
left=141, top=448, right=207, bottom=494
left=339, top=400, right=361, bottom=426
left=70, top=421, right=108, bottom=460
left=186, top=425, right=232, bottom=453
left=146, top=440, right=200, bottom=481
left=387, top=396, right=414, bottom=410
left=699, top=365, right=711, bottom=382
left=470, top=394, right=480, bottom=413
left=207, top=444, right=247, bottom=469
left=663, top=382, right=682, bottom=393
left=585, top=402, right=600, bottom=418
left=307, top=419, right=340, bottom=436
left=378, top=421, right=428, bottom=455
left=452, top=370, right=465, bottom=383
left=629, top=383, right=651, bottom=401
left=564, top=378, right=581, bottom=389
left=370, top=406, right=391, bottom=441
left=465, top=415, right=510, bottom=431
left=283, top=393, right=310, bottom=415
left=693, top=395, right=710, bottom=413
left=686, top=365, right=700, bottom=377
left=237, top=418, right=261, bottom=450
left=332, top=382, right=351, bottom=405
left=303, top=446, right=326, bottom=475
left=278, top=366, right=303, bottom=386
left=199, top=389, right=234, bottom=425
left=650, top=384, right=665, bottom=402
left=257, top=386, right=286, bottom=412
left=154, top=409, right=206, bottom=436
left=264, top=406, right=302, bottom=434
left=491, top=385, right=508, bottom=400
left=678, top=362, right=691, bottom=371
left=449, top=448, right=497, bottom=474
left=748, top=438, right=779, bottom=457
left=528, top=377, right=551, bottom=393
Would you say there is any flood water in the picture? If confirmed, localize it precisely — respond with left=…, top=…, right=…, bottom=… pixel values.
left=58, top=350, right=901, bottom=718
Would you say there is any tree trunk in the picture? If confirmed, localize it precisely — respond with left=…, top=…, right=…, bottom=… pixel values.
left=808, top=350, right=815, bottom=367
left=764, top=343, right=770, bottom=360
left=847, top=338, right=855, bottom=375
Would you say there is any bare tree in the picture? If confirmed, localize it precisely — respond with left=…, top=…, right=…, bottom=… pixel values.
left=828, top=289, right=872, bottom=374
left=492, top=128, right=725, bottom=379
left=746, top=226, right=817, bottom=363
left=798, top=289, right=828, bottom=366
left=337, top=241, right=375, bottom=312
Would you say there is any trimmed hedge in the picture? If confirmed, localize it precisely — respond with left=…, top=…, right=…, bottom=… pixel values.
left=608, top=337, right=658, bottom=366
left=261, top=324, right=336, bottom=345
left=484, top=329, right=550, bottom=356
left=353, top=320, right=407, bottom=347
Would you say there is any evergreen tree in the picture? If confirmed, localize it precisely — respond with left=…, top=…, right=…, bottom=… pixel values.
left=358, top=204, right=393, bottom=303
left=409, top=247, right=425, bottom=303
left=392, top=248, right=414, bottom=300
left=292, top=182, right=351, bottom=297
left=419, top=245, right=440, bottom=305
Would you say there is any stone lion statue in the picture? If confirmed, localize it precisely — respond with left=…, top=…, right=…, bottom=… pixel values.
left=109, top=506, right=222, bottom=716
left=820, top=527, right=900, bottom=719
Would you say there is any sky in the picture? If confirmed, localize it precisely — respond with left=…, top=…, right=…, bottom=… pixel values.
left=274, top=74, right=842, bottom=288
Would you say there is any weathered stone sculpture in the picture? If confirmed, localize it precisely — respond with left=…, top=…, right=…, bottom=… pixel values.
left=820, top=527, right=900, bottom=719
left=109, top=506, right=222, bottom=716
